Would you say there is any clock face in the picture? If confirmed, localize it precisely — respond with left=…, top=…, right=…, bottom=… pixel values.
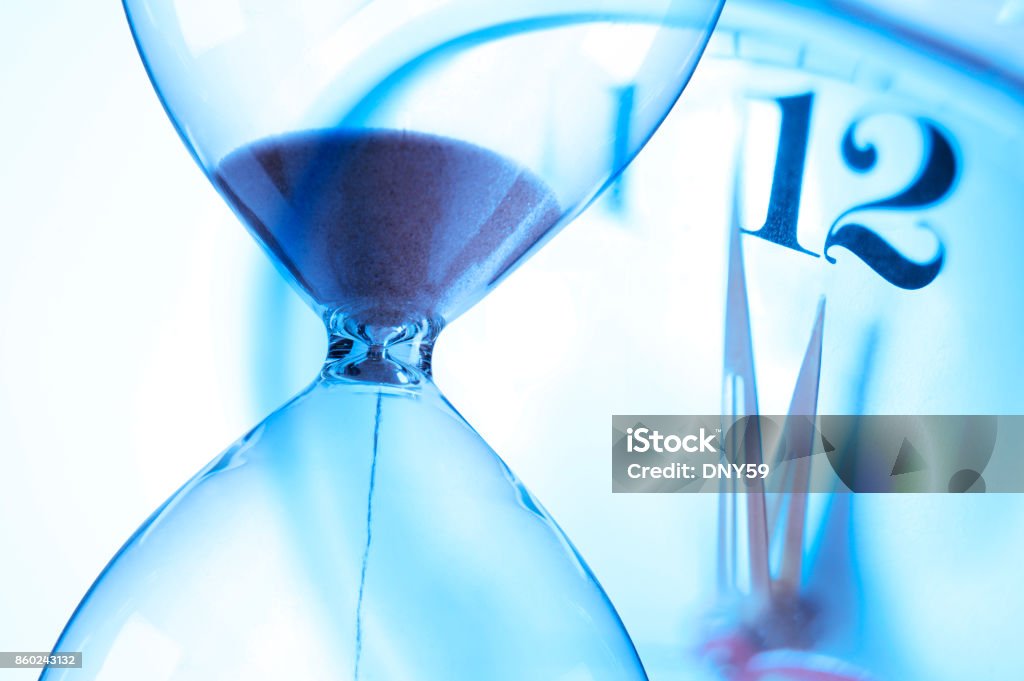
left=655, top=0, right=1024, bottom=419
left=626, top=3, right=1024, bottom=680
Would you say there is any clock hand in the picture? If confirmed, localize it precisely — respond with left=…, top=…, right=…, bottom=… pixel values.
left=717, top=465, right=738, bottom=598
left=776, top=298, right=826, bottom=594
left=722, top=169, right=771, bottom=604
left=800, top=329, right=879, bottom=651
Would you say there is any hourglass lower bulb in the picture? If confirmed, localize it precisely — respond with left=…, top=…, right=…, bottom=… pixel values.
left=40, top=129, right=647, bottom=681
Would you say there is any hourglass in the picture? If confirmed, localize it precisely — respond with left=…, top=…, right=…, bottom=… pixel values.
left=41, top=1, right=723, bottom=679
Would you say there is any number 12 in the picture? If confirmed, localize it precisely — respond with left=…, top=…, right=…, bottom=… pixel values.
left=742, top=93, right=957, bottom=291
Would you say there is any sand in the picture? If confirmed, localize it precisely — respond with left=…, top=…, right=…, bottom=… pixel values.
left=214, top=129, right=561, bottom=332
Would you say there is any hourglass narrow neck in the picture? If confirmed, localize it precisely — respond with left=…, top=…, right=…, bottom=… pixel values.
left=322, top=316, right=441, bottom=387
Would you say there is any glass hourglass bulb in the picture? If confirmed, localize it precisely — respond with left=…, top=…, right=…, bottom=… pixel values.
left=41, top=1, right=725, bottom=679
